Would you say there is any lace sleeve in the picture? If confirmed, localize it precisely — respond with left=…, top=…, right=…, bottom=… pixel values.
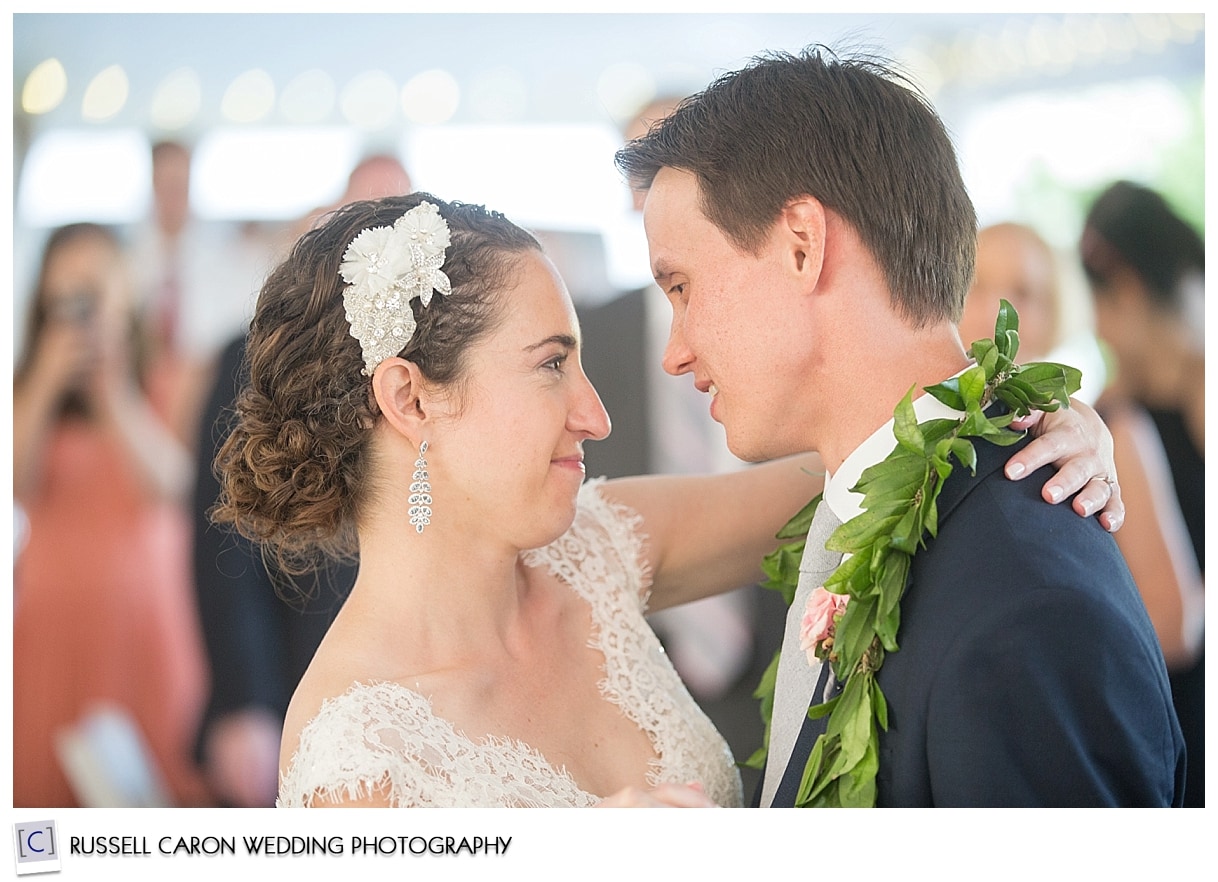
left=278, top=683, right=439, bottom=807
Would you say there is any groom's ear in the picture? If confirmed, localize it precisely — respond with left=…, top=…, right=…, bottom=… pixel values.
left=779, top=196, right=827, bottom=289
left=371, top=357, right=429, bottom=443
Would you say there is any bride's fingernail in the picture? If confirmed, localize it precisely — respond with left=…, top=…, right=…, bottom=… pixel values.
left=1007, top=462, right=1025, bottom=479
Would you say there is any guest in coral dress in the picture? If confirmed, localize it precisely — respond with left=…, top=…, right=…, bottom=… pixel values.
left=13, top=223, right=211, bottom=807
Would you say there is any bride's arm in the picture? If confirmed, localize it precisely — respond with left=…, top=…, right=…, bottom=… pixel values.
left=603, top=453, right=824, bottom=613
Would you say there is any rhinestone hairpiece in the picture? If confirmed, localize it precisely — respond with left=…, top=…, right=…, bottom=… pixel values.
left=339, top=201, right=452, bottom=375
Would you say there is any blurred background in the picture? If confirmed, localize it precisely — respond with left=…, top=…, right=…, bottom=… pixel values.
left=12, top=12, right=1205, bottom=318
left=9, top=12, right=1206, bottom=809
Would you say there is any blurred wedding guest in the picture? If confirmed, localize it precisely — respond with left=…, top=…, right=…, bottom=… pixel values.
left=190, top=154, right=408, bottom=806
left=128, top=140, right=270, bottom=444
left=1080, top=181, right=1205, bottom=806
left=13, top=223, right=211, bottom=807
left=286, top=152, right=413, bottom=245
left=959, top=222, right=1062, bottom=360
left=960, top=221, right=1106, bottom=403
left=578, top=97, right=770, bottom=787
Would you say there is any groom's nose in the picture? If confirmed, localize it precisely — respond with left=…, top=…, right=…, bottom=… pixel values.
left=661, top=313, right=694, bottom=377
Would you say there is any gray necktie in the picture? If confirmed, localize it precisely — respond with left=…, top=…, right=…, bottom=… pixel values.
left=759, top=499, right=844, bottom=807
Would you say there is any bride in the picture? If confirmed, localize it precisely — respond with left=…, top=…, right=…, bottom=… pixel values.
left=213, top=194, right=1120, bottom=808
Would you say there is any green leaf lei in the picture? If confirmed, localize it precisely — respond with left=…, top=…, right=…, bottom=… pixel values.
left=743, top=300, right=1082, bottom=807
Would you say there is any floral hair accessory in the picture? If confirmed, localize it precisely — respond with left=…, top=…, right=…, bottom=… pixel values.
left=340, top=201, right=452, bottom=375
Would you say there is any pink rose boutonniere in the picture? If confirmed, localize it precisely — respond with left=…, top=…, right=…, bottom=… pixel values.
left=799, top=586, right=849, bottom=665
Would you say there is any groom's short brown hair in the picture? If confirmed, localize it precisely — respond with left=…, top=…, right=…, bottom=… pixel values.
left=615, top=46, right=977, bottom=327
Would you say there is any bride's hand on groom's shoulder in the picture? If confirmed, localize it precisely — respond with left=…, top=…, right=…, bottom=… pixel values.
left=1005, top=399, right=1124, bottom=532
left=595, top=782, right=719, bottom=808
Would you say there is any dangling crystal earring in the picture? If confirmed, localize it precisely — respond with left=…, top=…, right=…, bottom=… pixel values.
left=409, top=440, right=432, bottom=533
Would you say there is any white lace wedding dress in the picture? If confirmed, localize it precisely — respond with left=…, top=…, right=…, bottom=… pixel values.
left=278, top=480, right=743, bottom=808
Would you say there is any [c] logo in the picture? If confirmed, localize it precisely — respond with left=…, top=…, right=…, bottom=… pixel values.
left=11, top=820, right=61, bottom=876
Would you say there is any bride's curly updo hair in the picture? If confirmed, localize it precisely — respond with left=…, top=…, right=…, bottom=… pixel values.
left=212, top=192, right=541, bottom=573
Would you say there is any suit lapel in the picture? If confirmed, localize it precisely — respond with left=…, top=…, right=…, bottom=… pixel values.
left=771, top=663, right=837, bottom=806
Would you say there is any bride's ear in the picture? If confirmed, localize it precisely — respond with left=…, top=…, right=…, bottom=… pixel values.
left=371, top=357, right=429, bottom=441
left=780, top=196, right=827, bottom=288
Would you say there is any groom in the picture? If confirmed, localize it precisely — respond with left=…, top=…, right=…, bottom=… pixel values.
left=616, top=48, right=1185, bottom=806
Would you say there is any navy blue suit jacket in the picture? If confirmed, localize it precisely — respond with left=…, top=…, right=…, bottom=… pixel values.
left=769, top=433, right=1186, bottom=806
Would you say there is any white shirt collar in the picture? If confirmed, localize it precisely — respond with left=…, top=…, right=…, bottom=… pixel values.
left=823, top=374, right=968, bottom=525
